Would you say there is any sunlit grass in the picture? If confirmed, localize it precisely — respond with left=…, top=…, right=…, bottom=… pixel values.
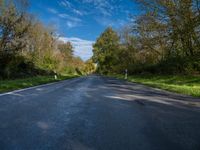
left=0, top=75, right=78, bottom=93
left=112, top=74, right=200, bottom=97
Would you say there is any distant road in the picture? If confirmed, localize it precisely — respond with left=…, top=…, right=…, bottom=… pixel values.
left=0, top=75, right=200, bottom=150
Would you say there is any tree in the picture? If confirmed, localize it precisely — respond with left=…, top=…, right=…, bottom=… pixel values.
left=26, top=22, right=58, bottom=71
left=0, top=0, right=32, bottom=78
left=58, top=41, right=73, bottom=61
left=115, top=0, right=200, bottom=74
left=83, top=59, right=96, bottom=74
left=0, top=0, right=31, bottom=56
left=0, top=0, right=89, bottom=78
left=93, top=27, right=120, bottom=74
left=134, top=0, right=200, bottom=57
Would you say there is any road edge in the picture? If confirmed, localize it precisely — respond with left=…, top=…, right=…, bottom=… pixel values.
left=0, top=76, right=82, bottom=97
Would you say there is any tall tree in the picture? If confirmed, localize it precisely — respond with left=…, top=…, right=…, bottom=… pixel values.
left=0, top=0, right=32, bottom=78
left=58, top=41, right=73, bottom=60
left=0, top=0, right=31, bottom=56
left=135, top=0, right=200, bottom=57
left=83, top=59, right=96, bottom=74
left=93, top=27, right=120, bottom=73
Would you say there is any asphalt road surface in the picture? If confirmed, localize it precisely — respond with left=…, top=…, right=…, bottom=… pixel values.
left=0, top=75, right=200, bottom=150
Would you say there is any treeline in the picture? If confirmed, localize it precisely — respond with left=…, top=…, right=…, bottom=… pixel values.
left=93, top=0, right=200, bottom=75
left=0, top=0, right=94, bottom=79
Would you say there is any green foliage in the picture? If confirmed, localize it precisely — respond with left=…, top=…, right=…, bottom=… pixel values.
left=83, top=59, right=96, bottom=74
left=93, top=27, right=120, bottom=74
left=93, top=0, right=200, bottom=76
left=0, top=0, right=33, bottom=78
left=112, top=74, right=200, bottom=97
left=58, top=42, right=73, bottom=57
left=0, top=1, right=31, bottom=55
left=0, top=75, right=78, bottom=93
left=0, top=0, right=86, bottom=79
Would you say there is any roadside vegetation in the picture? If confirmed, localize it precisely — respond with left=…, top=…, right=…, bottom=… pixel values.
left=0, top=75, right=78, bottom=93
left=112, top=74, right=200, bottom=97
left=0, top=0, right=95, bottom=79
left=0, top=0, right=95, bottom=91
left=92, top=0, right=200, bottom=96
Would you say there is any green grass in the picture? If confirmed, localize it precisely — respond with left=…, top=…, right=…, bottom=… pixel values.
left=111, top=74, right=200, bottom=97
left=0, top=75, right=79, bottom=93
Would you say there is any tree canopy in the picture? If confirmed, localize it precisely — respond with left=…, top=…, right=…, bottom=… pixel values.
left=0, top=0, right=88, bottom=79
left=93, top=27, right=120, bottom=74
left=93, top=0, right=200, bottom=75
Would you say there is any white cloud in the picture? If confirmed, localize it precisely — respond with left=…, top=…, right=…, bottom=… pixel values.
left=66, top=21, right=78, bottom=28
left=95, top=17, right=126, bottom=28
left=47, top=9, right=82, bottom=29
left=72, top=8, right=84, bottom=16
left=59, top=37, right=94, bottom=61
left=59, top=0, right=72, bottom=8
left=47, top=8, right=58, bottom=14
left=62, top=15, right=82, bottom=28
left=58, top=13, right=82, bottom=22
left=53, top=0, right=129, bottom=28
left=82, top=0, right=114, bottom=16
left=58, top=13, right=68, bottom=18
left=59, top=0, right=85, bottom=16
left=80, top=0, right=129, bottom=27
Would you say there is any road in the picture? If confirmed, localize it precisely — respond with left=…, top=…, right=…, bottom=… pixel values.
left=0, top=75, right=200, bottom=150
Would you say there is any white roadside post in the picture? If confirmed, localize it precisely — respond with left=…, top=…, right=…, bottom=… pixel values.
left=125, top=69, right=128, bottom=80
left=54, top=71, right=57, bottom=80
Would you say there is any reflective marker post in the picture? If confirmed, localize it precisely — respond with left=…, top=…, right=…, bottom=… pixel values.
left=125, top=69, right=128, bottom=80
left=54, top=74, right=57, bottom=80
left=54, top=71, right=57, bottom=80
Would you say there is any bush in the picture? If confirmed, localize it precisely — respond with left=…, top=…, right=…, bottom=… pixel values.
left=127, top=56, right=200, bottom=75
left=0, top=55, right=54, bottom=79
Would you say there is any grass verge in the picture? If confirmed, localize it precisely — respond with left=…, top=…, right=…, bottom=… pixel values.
left=0, top=75, right=79, bottom=93
left=111, top=74, right=200, bottom=97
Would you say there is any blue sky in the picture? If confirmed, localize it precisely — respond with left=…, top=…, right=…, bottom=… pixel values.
left=28, top=0, right=139, bottom=60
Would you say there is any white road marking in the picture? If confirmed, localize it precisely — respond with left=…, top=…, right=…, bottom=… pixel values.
left=0, top=77, right=81, bottom=97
